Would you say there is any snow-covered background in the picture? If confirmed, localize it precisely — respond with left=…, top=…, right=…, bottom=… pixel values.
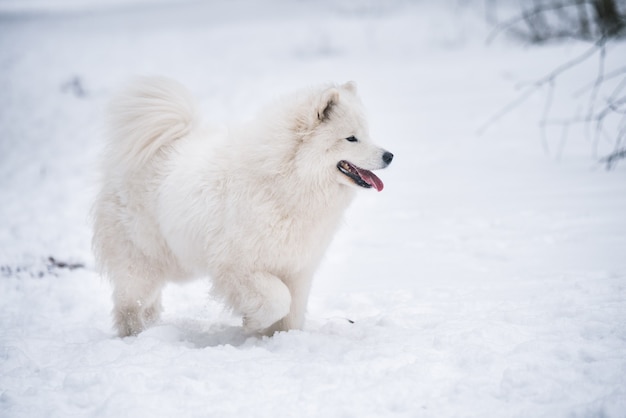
left=1, top=0, right=625, bottom=416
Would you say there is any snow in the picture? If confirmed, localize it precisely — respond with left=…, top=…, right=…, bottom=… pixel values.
left=1, top=1, right=626, bottom=417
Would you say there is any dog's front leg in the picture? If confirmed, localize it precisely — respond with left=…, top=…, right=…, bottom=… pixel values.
left=267, top=269, right=314, bottom=334
left=221, top=271, right=291, bottom=333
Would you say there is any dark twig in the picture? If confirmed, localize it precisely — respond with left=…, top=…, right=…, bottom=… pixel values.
left=600, top=146, right=626, bottom=169
left=486, top=1, right=589, bottom=44
left=573, top=65, right=626, bottom=97
left=588, top=42, right=606, bottom=154
left=477, top=38, right=604, bottom=135
left=476, top=85, right=537, bottom=135
left=539, top=78, right=556, bottom=155
left=482, top=1, right=625, bottom=167
left=607, top=78, right=626, bottom=105
left=48, top=256, right=85, bottom=271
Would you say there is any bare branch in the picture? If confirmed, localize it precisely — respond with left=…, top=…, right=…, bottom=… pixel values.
left=476, top=85, right=537, bottom=135
left=477, top=38, right=604, bottom=135
left=573, top=65, right=626, bottom=97
left=607, top=77, right=626, bottom=104
left=486, top=1, right=592, bottom=43
left=539, top=78, right=556, bottom=155
left=600, top=146, right=626, bottom=169
left=482, top=1, right=625, bottom=167
left=588, top=43, right=606, bottom=151
left=536, top=36, right=606, bottom=83
left=486, top=0, right=625, bottom=44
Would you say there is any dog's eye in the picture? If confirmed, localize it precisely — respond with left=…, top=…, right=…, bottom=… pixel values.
left=345, top=136, right=358, bottom=142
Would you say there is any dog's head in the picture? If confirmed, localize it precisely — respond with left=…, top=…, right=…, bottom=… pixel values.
left=295, top=82, right=393, bottom=191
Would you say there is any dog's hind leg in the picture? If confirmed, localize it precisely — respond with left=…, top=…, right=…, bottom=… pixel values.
left=111, top=270, right=164, bottom=337
left=142, top=292, right=163, bottom=327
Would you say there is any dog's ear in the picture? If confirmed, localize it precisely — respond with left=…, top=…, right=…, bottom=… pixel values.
left=342, top=81, right=357, bottom=93
left=317, top=87, right=339, bottom=122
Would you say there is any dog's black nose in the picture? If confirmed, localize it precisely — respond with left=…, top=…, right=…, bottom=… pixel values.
left=382, top=151, right=394, bottom=165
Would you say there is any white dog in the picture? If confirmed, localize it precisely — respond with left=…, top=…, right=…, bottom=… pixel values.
left=92, top=77, right=393, bottom=337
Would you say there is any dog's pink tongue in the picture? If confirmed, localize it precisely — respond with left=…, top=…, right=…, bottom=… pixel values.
left=356, top=167, right=384, bottom=192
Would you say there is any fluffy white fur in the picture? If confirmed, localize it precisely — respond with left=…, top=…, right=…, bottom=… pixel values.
left=92, top=77, right=393, bottom=337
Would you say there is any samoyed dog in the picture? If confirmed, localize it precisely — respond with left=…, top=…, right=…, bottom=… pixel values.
left=92, top=77, right=393, bottom=337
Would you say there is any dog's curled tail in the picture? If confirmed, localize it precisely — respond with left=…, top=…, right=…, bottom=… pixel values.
left=105, top=76, right=198, bottom=171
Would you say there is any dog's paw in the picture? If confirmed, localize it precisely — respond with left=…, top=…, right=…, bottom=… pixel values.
left=113, top=305, right=148, bottom=337
left=115, top=313, right=144, bottom=337
left=242, top=294, right=291, bottom=332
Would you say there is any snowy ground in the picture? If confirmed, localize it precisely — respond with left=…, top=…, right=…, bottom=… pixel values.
left=1, top=1, right=626, bottom=417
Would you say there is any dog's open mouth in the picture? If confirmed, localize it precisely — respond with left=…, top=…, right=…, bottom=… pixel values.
left=337, top=160, right=384, bottom=192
